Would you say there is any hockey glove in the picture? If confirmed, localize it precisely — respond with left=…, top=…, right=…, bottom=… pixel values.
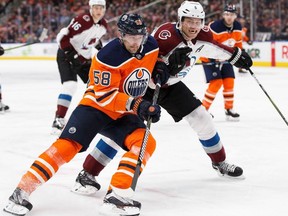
left=228, top=47, right=253, bottom=69
left=64, top=49, right=82, bottom=66
left=168, top=47, right=192, bottom=76
left=152, top=61, right=170, bottom=86
left=131, top=97, right=161, bottom=123
left=95, top=40, right=103, bottom=51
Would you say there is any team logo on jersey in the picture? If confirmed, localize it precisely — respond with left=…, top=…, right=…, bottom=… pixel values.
left=83, top=15, right=91, bottom=22
left=81, top=38, right=97, bottom=50
left=68, top=127, right=76, bottom=134
left=223, top=39, right=236, bottom=47
left=123, top=68, right=150, bottom=97
left=159, top=30, right=171, bottom=40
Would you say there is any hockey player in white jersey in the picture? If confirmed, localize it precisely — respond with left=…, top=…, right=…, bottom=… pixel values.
left=71, top=0, right=253, bottom=204
left=51, top=0, right=107, bottom=134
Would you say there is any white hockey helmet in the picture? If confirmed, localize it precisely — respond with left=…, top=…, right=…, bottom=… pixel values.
left=178, top=1, right=205, bottom=27
left=89, top=0, right=106, bottom=7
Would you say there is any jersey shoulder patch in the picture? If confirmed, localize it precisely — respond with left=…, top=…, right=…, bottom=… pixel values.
left=195, top=28, right=213, bottom=42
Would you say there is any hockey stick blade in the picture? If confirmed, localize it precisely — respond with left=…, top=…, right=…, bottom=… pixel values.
left=248, top=68, right=288, bottom=126
left=4, top=28, right=48, bottom=52
left=131, top=76, right=161, bottom=191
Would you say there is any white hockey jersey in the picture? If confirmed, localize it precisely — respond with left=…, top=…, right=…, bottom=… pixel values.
left=56, top=13, right=107, bottom=61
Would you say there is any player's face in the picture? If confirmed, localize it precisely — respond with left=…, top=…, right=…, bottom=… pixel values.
left=181, top=17, right=202, bottom=40
left=122, top=34, right=144, bottom=54
left=91, top=5, right=105, bottom=22
left=223, top=12, right=237, bottom=27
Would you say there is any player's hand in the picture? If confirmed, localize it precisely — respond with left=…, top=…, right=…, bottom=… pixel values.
left=95, top=40, right=103, bottom=51
left=64, top=49, right=82, bottom=66
left=228, top=47, right=253, bottom=69
left=168, top=47, right=192, bottom=75
left=131, top=97, right=161, bottom=123
left=152, top=61, right=170, bottom=86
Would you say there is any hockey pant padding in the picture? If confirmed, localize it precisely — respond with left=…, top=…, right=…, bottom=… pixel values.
left=83, top=137, right=121, bottom=176
left=110, top=128, right=156, bottom=194
left=202, top=79, right=223, bottom=110
left=222, top=77, right=235, bottom=109
left=56, top=81, right=77, bottom=117
left=184, top=106, right=226, bottom=163
left=17, top=139, right=82, bottom=194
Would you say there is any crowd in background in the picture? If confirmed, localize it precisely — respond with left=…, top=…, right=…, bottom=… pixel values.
left=0, top=0, right=288, bottom=43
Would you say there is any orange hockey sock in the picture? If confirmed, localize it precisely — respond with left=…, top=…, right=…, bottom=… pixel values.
left=223, top=77, right=235, bottom=109
left=17, top=139, right=82, bottom=194
left=110, top=128, right=156, bottom=191
left=202, top=79, right=223, bottom=110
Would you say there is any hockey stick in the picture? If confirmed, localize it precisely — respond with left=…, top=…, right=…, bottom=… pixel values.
left=4, top=28, right=48, bottom=52
left=131, top=76, right=161, bottom=191
left=194, top=61, right=229, bottom=66
left=248, top=68, right=288, bottom=126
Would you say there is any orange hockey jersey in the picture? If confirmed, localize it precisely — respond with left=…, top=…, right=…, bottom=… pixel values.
left=209, top=19, right=243, bottom=49
left=79, top=36, right=159, bottom=120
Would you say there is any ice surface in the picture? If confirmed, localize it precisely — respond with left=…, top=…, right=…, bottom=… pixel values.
left=1, top=60, right=288, bottom=216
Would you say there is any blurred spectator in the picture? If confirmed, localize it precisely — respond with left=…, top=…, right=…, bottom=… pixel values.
left=0, top=0, right=287, bottom=43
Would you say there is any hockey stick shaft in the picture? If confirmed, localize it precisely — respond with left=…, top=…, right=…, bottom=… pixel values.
left=131, top=76, right=161, bottom=191
left=248, top=68, right=288, bottom=126
left=4, top=28, right=48, bottom=52
left=194, top=61, right=229, bottom=66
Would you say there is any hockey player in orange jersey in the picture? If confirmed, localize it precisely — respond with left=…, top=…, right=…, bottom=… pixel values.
left=3, top=13, right=170, bottom=216
left=202, top=4, right=243, bottom=121
left=70, top=0, right=253, bottom=202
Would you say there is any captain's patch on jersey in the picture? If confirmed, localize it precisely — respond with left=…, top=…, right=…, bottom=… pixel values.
left=123, top=68, right=150, bottom=97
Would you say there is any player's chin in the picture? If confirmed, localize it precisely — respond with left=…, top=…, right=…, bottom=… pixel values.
left=187, top=30, right=198, bottom=38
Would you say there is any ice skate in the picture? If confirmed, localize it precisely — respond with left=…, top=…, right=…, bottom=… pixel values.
left=225, top=109, right=240, bottom=121
left=51, top=116, right=65, bottom=135
left=71, top=169, right=101, bottom=195
left=99, top=190, right=141, bottom=216
left=3, top=188, right=33, bottom=216
left=212, top=161, right=244, bottom=179
left=0, top=102, right=9, bottom=114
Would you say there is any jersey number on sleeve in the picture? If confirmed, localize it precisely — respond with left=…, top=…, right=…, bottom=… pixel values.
left=72, top=22, right=82, bottom=31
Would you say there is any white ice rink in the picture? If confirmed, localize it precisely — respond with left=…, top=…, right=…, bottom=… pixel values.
left=1, top=60, right=288, bottom=216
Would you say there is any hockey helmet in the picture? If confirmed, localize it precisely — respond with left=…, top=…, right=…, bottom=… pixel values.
left=89, top=0, right=106, bottom=7
left=178, top=1, right=205, bottom=26
left=224, top=4, right=237, bottom=13
left=117, top=13, right=147, bottom=36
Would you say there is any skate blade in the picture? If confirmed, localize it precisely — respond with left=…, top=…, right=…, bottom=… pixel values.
left=71, top=183, right=99, bottom=196
left=3, top=201, right=30, bottom=216
left=216, top=172, right=246, bottom=180
left=99, top=203, right=140, bottom=216
left=225, top=116, right=240, bottom=122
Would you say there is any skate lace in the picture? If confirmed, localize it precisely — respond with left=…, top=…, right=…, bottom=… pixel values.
left=12, top=188, right=30, bottom=204
left=54, top=117, right=65, bottom=128
left=219, top=162, right=236, bottom=173
left=78, top=170, right=97, bottom=185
